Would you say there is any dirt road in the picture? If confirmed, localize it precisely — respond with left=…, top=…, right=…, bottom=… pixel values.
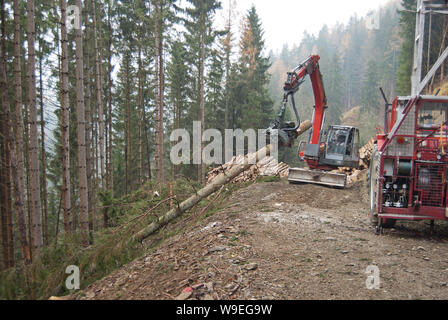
left=77, top=180, right=448, bottom=300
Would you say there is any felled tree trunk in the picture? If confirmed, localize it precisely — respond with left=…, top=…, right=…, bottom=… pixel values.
left=134, top=120, right=312, bottom=242
left=134, top=145, right=272, bottom=242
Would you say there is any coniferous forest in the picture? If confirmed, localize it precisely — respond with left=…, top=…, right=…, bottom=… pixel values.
left=1, top=0, right=448, bottom=300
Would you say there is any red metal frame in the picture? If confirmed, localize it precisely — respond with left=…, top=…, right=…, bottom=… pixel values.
left=374, top=97, right=448, bottom=223
left=291, top=55, right=329, bottom=170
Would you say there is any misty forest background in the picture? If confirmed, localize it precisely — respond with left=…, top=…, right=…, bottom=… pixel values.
left=0, top=0, right=447, bottom=298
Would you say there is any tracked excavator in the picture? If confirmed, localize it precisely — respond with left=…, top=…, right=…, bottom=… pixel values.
left=267, top=55, right=360, bottom=188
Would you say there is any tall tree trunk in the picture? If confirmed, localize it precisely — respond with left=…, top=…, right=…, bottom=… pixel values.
left=107, top=2, right=114, bottom=194
left=75, top=0, right=89, bottom=246
left=91, top=0, right=105, bottom=190
left=198, top=8, right=206, bottom=184
left=224, top=0, right=233, bottom=130
left=144, top=111, right=152, bottom=180
left=24, top=78, right=32, bottom=247
left=106, top=0, right=113, bottom=194
left=83, top=0, right=93, bottom=236
left=60, top=0, right=71, bottom=234
left=26, top=0, right=43, bottom=252
left=0, top=89, right=13, bottom=268
left=138, top=44, right=143, bottom=186
left=154, top=0, right=163, bottom=183
left=2, top=4, right=14, bottom=269
left=159, top=22, right=165, bottom=183
left=124, top=53, right=130, bottom=194
left=38, top=46, right=49, bottom=246
left=126, top=55, right=132, bottom=191
left=0, top=10, right=13, bottom=262
left=93, top=109, right=98, bottom=230
left=13, top=0, right=31, bottom=264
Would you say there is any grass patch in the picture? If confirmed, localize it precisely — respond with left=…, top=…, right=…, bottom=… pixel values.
left=0, top=178, right=242, bottom=300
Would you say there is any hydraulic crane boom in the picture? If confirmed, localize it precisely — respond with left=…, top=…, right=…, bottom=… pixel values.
left=267, top=55, right=328, bottom=148
left=268, top=54, right=360, bottom=188
left=283, top=55, right=328, bottom=147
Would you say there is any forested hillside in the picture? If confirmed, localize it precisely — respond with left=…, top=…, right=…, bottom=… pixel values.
left=2, top=0, right=448, bottom=300
left=268, top=0, right=401, bottom=145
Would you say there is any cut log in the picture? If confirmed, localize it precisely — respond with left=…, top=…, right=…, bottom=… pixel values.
left=134, top=145, right=273, bottom=242
left=134, top=121, right=313, bottom=242
left=206, top=120, right=313, bottom=184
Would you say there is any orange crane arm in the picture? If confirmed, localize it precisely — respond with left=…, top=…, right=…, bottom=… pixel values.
left=284, top=55, right=328, bottom=145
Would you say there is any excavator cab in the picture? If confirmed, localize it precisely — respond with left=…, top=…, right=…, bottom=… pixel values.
left=322, top=125, right=360, bottom=168
left=291, top=125, right=360, bottom=187
left=267, top=54, right=360, bottom=188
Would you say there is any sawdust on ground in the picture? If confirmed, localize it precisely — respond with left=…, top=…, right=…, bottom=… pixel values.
left=75, top=180, right=448, bottom=300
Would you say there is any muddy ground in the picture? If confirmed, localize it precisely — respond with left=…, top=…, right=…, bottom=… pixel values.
left=75, top=179, right=448, bottom=300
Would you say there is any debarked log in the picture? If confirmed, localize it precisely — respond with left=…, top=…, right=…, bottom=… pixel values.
left=133, top=121, right=313, bottom=242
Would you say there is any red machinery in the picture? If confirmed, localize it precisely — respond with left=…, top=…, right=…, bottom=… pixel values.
left=267, top=55, right=360, bottom=187
left=369, top=95, right=448, bottom=232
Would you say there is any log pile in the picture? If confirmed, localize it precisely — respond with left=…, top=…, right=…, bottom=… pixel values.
left=134, top=145, right=275, bottom=241
left=206, top=156, right=290, bottom=185
left=332, top=138, right=375, bottom=185
left=206, top=120, right=313, bottom=185
left=206, top=137, right=376, bottom=185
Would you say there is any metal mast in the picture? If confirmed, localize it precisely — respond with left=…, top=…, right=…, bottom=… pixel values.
left=411, top=0, right=448, bottom=95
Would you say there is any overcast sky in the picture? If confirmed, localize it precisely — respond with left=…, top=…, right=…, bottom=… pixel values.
left=214, top=0, right=395, bottom=54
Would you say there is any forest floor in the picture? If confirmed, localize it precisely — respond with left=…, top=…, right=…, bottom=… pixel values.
left=73, top=179, right=448, bottom=300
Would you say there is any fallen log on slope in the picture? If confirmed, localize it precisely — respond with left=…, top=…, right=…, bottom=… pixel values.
left=206, top=120, right=313, bottom=184
left=134, top=121, right=313, bottom=242
left=134, top=145, right=273, bottom=242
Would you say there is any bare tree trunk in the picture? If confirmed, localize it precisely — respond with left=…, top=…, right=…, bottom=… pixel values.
left=154, top=0, right=163, bottom=183
left=75, top=0, right=90, bottom=246
left=13, top=0, right=31, bottom=264
left=224, top=0, right=232, bottom=130
left=93, top=109, right=99, bottom=231
left=124, top=53, right=130, bottom=194
left=135, top=145, right=272, bottom=242
left=60, top=0, right=71, bottom=234
left=26, top=0, right=43, bottom=252
left=38, top=46, right=49, bottom=246
left=127, top=67, right=132, bottom=191
left=138, top=44, right=143, bottom=186
left=83, top=0, right=93, bottom=236
left=2, top=34, right=29, bottom=265
left=144, top=111, right=152, bottom=180
left=24, top=81, right=32, bottom=248
left=91, top=0, right=105, bottom=190
left=0, top=92, right=13, bottom=268
left=0, top=0, right=14, bottom=268
left=134, top=120, right=312, bottom=242
left=107, top=6, right=114, bottom=194
left=197, top=9, right=206, bottom=184
left=108, top=40, right=114, bottom=195
left=159, top=26, right=165, bottom=183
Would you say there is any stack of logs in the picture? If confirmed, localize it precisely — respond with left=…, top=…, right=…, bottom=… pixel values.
left=206, top=138, right=376, bottom=186
left=331, top=138, right=375, bottom=184
left=205, top=155, right=290, bottom=185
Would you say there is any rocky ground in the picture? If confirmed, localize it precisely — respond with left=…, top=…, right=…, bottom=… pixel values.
left=74, top=179, right=448, bottom=300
